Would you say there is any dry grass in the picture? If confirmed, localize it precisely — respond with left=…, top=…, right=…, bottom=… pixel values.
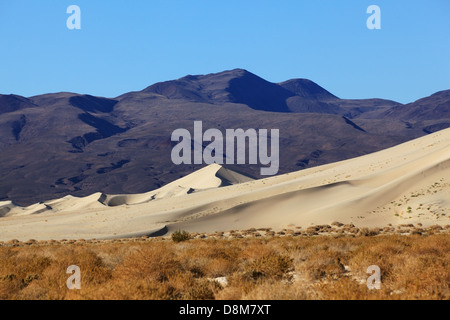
left=0, top=234, right=448, bottom=300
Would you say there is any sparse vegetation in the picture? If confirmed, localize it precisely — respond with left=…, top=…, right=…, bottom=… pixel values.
left=171, top=230, right=191, bottom=243
left=0, top=232, right=448, bottom=300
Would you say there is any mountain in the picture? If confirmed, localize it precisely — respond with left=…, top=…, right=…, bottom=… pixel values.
left=0, top=94, right=38, bottom=115
left=278, top=78, right=338, bottom=100
left=382, top=90, right=450, bottom=121
left=0, top=69, right=448, bottom=206
left=144, top=69, right=341, bottom=113
left=144, top=68, right=294, bottom=112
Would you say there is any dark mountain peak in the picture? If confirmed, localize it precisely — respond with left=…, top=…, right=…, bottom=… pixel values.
left=30, top=92, right=80, bottom=100
left=143, top=68, right=294, bottom=112
left=144, top=68, right=256, bottom=96
left=422, top=90, right=450, bottom=102
left=69, top=95, right=118, bottom=113
left=215, top=68, right=253, bottom=77
left=226, top=68, right=250, bottom=74
left=0, top=94, right=38, bottom=115
left=382, top=89, right=450, bottom=121
left=278, top=78, right=339, bottom=101
left=179, top=74, right=200, bottom=81
left=137, top=69, right=449, bottom=120
left=429, top=89, right=450, bottom=98
left=201, top=68, right=271, bottom=85
left=223, top=70, right=294, bottom=112
left=142, top=76, right=203, bottom=101
left=29, top=92, right=81, bottom=109
left=408, top=89, right=450, bottom=105
left=179, top=68, right=251, bottom=81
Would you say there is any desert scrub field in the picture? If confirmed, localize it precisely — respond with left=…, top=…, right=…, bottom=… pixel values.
left=0, top=234, right=448, bottom=300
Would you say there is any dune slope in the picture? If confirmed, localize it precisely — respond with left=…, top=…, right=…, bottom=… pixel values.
left=0, top=129, right=449, bottom=241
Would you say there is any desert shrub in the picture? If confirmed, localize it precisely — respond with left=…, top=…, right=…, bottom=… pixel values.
left=114, top=244, right=182, bottom=282
left=358, top=228, right=380, bottom=237
left=301, top=251, right=346, bottom=281
left=203, top=257, right=235, bottom=278
left=22, top=274, right=39, bottom=286
left=0, top=233, right=448, bottom=300
left=243, top=281, right=309, bottom=300
left=185, top=279, right=220, bottom=300
left=242, top=253, right=293, bottom=281
left=171, top=230, right=191, bottom=243
left=316, top=276, right=386, bottom=300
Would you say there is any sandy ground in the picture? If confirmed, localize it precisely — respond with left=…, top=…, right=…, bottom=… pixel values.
left=0, top=128, right=449, bottom=241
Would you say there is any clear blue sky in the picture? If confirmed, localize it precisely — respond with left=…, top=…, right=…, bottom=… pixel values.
left=0, top=0, right=449, bottom=103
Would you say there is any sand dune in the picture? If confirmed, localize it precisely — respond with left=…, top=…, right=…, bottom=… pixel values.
left=0, top=129, right=449, bottom=241
left=100, top=164, right=253, bottom=207
left=0, top=201, right=15, bottom=217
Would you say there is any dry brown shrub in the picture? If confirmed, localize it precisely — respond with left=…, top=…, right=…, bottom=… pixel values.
left=300, top=251, right=346, bottom=281
left=243, top=280, right=308, bottom=300
left=316, top=276, right=387, bottom=300
left=241, top=254, right=293, bottom=282
left=185, top=279, right=222, bottom=300
left=358, top=227, right=380, bottom=237
left=114, top=243, right=181, bottom=282
left=215, top=286, right=244, bottom=300
left=0, top=234, right=448, bottom=300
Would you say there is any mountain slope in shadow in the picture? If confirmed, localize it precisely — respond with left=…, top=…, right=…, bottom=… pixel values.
left=0, top=69, right=448, bottom=206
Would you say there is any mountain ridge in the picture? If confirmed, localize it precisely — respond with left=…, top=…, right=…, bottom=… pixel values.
left=0, top=69, right=448, bottom=206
